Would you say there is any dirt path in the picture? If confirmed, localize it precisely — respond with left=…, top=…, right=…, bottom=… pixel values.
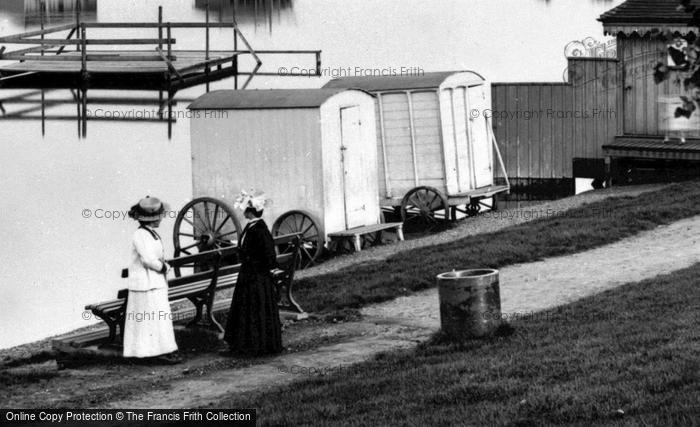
left=362, top=214, right=700, bottom=326
left=105, top=212, right=700, bottom=409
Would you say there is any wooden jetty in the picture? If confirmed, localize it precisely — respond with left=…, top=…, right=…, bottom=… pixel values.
left=0, top=2, right=322, bottom=137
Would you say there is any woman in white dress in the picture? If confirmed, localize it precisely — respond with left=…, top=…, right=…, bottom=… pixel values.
left=123, top=196, right=180, bottom=363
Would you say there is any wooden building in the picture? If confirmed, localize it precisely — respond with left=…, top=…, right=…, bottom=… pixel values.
left=599, top=0, right=700, bottom=178
left=491, top=61, right=621, bottom=184
left=324, top=71, right=509, bottom=221
left=489, top=0, right=700, bottom=187
left=187, top=88, right=382, bottom=260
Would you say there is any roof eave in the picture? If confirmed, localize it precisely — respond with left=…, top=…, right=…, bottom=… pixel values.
left=601, top=20, right=698, bottom=37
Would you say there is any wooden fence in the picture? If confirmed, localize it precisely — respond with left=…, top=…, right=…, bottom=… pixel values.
left=492, top=57, right=623, bottom=180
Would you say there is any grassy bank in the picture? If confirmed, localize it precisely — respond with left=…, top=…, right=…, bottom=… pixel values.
left=224, top=262, right=700, bottom=425
left=296, top=181, right=700, bottom=313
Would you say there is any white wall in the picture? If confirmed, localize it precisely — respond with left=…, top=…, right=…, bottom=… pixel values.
left=439, top=72, right=491, bottom=194
left=190, top=108, right=324, bottom=230
left=320, top=91, right=380, bottom=236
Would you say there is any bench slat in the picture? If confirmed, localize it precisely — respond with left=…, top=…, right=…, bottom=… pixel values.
left=327, top=222, right=403, bottom=237
left=168, top=263, right=241, bottom=287
left=87, top=267, right=287, bottom=313
left=84, top=233, right=303, bottom=342
left=165, top=245, right=238, bottom=268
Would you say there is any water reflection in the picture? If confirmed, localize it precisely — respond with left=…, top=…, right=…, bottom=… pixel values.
left=0, top=0, right=24, bottom=23
left=0, top=0, right=97, bottom=27
left=0, top=90, right=194, bottom=139
left=194, top=0, right=293, bottom=26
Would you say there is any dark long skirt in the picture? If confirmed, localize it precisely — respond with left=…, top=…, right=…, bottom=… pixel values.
left=223, top=265, right=282, bottom=356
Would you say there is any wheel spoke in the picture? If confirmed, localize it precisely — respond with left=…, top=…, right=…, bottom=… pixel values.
left=421, top=191, right=433, bottom=209
left=286, top=217, right=298, bottom=233
left=295, top=214, right=305, bottom=233
left=212, top=204, right=220, bottom=230
left=279, top=221, right=292, bottom=235
left=288, top=220, right=299, bottom=234
left=418, top=190, right=429, bottom=208
left=404, top=214, right=423, bottom=223
left=298, top=216, right=307, bottom=235
left=218, top=230, right=238, bottom=238
left=181, top=241, right=199, bottom=251
left=428, top=193, right=439, bottom=210
left=300, top=223, right=315, bottom=237
left=203, top=202, right=212, bottom=231
left=407, top=195, right=417, bottom=207
left=412, top=193, right=425, bottom=210
left=182, top=215, right=206, bottom=235
left=285, top=216, right=296, bottom=233
left=178, top=232, right=195, bottom=238
left=302, top=257, right=315, bottom=268
left=301, top=246, right=314, bottom=261
left=215, top=214, right=231, bottom=234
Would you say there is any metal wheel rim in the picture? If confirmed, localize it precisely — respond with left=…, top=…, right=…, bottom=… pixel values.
left=172, top=197, right=241, bottom=277
left=400, top=186, right=450, bottom=231
left=272, top=210, right=324, bottom=269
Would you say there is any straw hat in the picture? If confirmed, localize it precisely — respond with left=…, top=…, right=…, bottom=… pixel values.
left=233, top=189, right=270, bottom=212
left=128, top=196, right=169, bottom=222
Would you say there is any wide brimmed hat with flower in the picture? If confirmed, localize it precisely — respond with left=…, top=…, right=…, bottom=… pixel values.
left=233, top=189, right=270, bottom=212
left=128, top=196, right=170, bottom=222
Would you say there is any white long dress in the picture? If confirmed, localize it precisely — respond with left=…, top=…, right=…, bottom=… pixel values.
left=122, top=226, right=178, bottom=358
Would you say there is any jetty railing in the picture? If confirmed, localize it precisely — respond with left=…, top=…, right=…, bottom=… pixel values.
left=0, top=22, right=321, bottom=83
left=0, top=5, right=322, bottom=138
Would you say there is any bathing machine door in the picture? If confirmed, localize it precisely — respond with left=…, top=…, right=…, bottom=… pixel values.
left=340, top=105, right=368, bottom=229
left=468, top=84, right=493, bottom=188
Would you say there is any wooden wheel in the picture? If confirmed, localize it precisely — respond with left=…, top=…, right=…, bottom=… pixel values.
left=333, top=231, right=382, bottom=255
left=361, top=231, right=381, bottom=248
left=173, top=197, right=241, bottom=277
left=272, top=210, right=324, bottom=269
left=335, top=238, right=357, bottom=255
left=400, top=186, right=450, bottom=231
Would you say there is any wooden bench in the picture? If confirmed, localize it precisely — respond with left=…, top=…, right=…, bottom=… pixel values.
left=328, top=222, right=404, bottom=252
left=84, top=233, right=303, bottom=344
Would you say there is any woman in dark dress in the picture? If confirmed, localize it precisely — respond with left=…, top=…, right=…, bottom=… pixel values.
left=223, top=191, right=283, bottom=356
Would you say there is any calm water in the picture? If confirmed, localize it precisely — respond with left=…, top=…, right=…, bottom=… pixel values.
left=0, top=0, right=622, bottom=349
